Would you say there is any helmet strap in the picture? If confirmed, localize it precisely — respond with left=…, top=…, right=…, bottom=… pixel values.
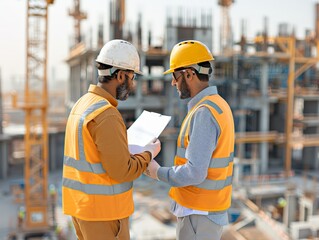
left=188, top=64, right=211, bottom=75
left=98, top=67, right=119, bottom=76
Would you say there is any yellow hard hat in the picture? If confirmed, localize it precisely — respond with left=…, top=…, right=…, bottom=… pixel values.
left=163, top=40, right=214, bottom=75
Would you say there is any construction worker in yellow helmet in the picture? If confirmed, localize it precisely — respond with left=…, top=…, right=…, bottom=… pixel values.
left=62, top=39, right=161, bottom=240
left=144, top=40, right=235, bottom=240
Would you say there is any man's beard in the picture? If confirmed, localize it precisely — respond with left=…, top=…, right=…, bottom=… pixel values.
left=116, top=75, right=131, bottom=100
left=179, top=76, right=191, bottom=99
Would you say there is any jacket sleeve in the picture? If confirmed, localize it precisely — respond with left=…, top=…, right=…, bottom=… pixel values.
left=87, top=109, right=152, bottom=182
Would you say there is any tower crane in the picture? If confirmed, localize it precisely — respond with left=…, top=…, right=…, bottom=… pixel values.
left=218, top=0, right=234, bottom=54
left=12, top=0, right=55, bottom=233
left=68, top=0, right=87, bottom=45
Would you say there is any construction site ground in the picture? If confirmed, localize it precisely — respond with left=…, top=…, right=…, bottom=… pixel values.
left=2, top=169, right=319, bottom=240
left=0, top=170, right=177, bottom=240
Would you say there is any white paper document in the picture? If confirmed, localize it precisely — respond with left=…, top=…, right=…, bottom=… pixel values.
left=127, top=110, right=171, bottom=151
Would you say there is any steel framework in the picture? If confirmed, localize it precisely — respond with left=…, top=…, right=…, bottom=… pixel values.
left=13, top=0, right=54, bottom=229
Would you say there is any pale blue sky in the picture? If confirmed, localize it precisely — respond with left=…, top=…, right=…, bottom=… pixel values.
left=0, top=0, right=317, bottom=90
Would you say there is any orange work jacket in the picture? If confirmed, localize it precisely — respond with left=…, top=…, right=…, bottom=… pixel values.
left=62, top=92, right=133, bottom=221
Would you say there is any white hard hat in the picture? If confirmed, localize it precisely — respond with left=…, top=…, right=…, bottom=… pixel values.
left=96, top=39, right=143, bottom=75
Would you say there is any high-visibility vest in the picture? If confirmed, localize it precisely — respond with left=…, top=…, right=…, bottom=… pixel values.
left=169, top=94, right=234, bottom=212
left=62, top=92, right=133, bottom=221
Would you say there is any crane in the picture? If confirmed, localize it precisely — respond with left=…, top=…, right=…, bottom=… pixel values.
left=12, top=0, right=55, bottom=233
left=218, top=0, right=234, bottom=54
left=68, top=0, right=87, bottom=45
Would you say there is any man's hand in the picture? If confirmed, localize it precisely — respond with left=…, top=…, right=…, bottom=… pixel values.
left=143, top=139, right=161, bottom=159
left=144, top=159, right=160, bottom=180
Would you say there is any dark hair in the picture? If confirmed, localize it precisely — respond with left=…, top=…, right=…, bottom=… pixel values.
left=96, top=62, right=118, bottom=83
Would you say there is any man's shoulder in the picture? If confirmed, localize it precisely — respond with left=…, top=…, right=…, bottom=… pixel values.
left=94, top=107, right=122, bottom=124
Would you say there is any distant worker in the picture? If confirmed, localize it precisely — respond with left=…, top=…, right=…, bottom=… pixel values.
left=278, top=197, right=287, bottom=208
left=49, top=184, right=57, bottom=228
left=49, top=183, right=57, bottom=201
left=18, top=206, right=25, bottom=228
left=145, top=40, right=235, bottom=240
left=62, top=39, right=161, bottom=240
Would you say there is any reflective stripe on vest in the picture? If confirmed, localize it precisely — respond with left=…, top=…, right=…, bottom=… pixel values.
left=177, top=147, right=233, bottom=190
left=63, top=178, right=133, bottom=195
left=64, top=156, right=105, bottom=174
left=63, top=99, right=133, bottom=195
left=78, top=100, right=108, bottom=169
left=179, top=99, right=223, bottom=149
left=196, top=175, right=233, bottom=190
left=200, top=99, right=223, bottom=114
left=176, top=148, right=234, bottom=169
left=64, top=100, right=108, bottom=174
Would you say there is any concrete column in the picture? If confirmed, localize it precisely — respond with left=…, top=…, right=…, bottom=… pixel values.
left=283, top=186, right=298, bottom=227
left=162, top=53, right=178, bottom=128
left=234, top=143, right=245, bottom=184
left=237, top=115, right=246, bottom=179
left=303, top=100, right=319, bottom=170
left=251, top=144, right=259, bottom=177
left=49, top=133, right=57, bottom=171
left=299, top=196, right=314, bottom=222
left=134, top=53, right=145, bottom=118
left=298, top=196, right=312, bottom=221
left=232, top=157, right=242, bottom=187
left=260, top=61, right=269, bottom=173
left=134, top=76, right=143, bottom=118
left=161, top=136, right=176, bottom=167
left=299, top=199, right=305, bottom=221
left=49, top=131, right=65, bottom=171
left=0, top=135, right=11, bottom=180
left=252, top=160, right=259, bottom=176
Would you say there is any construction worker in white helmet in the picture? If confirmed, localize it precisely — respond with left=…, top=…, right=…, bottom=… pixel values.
left=144, top=40, right=235, bottom=240
left=62, top=39, right=161, bottom=240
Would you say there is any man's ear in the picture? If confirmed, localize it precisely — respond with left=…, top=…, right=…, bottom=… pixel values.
left=186, top=69, right=193, bottom=80
left=116, top=70, right=124, bottom=83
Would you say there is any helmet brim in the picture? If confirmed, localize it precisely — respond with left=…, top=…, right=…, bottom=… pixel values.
left=134, top=70, right=143, bottom=75
left=163, top=68, right=174, bottom=75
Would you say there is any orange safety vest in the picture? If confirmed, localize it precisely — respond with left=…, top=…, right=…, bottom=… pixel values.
left=62, top=92, right=133, bottom=221
left=169, top=94, right=234, bottom=212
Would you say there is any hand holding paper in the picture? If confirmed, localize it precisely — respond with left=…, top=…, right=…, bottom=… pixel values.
left=143, top=139, right=161, bottom=159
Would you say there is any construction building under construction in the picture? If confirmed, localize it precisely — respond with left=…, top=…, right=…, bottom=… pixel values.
left=64, top=0, right=319, bottom=238
left=1, top=0, right=319, bottom=239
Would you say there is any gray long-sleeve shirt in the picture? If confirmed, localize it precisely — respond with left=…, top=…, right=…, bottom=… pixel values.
left=157, top=86, right=229, bottom=226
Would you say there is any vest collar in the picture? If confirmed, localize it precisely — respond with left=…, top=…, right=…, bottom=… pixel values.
left=188, top=86, right=218, bottom=111
left=88, top=84, right=118, bottom=107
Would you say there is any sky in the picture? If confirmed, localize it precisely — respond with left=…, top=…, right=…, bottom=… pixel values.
left=0, top=0, right=318, bottom=91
